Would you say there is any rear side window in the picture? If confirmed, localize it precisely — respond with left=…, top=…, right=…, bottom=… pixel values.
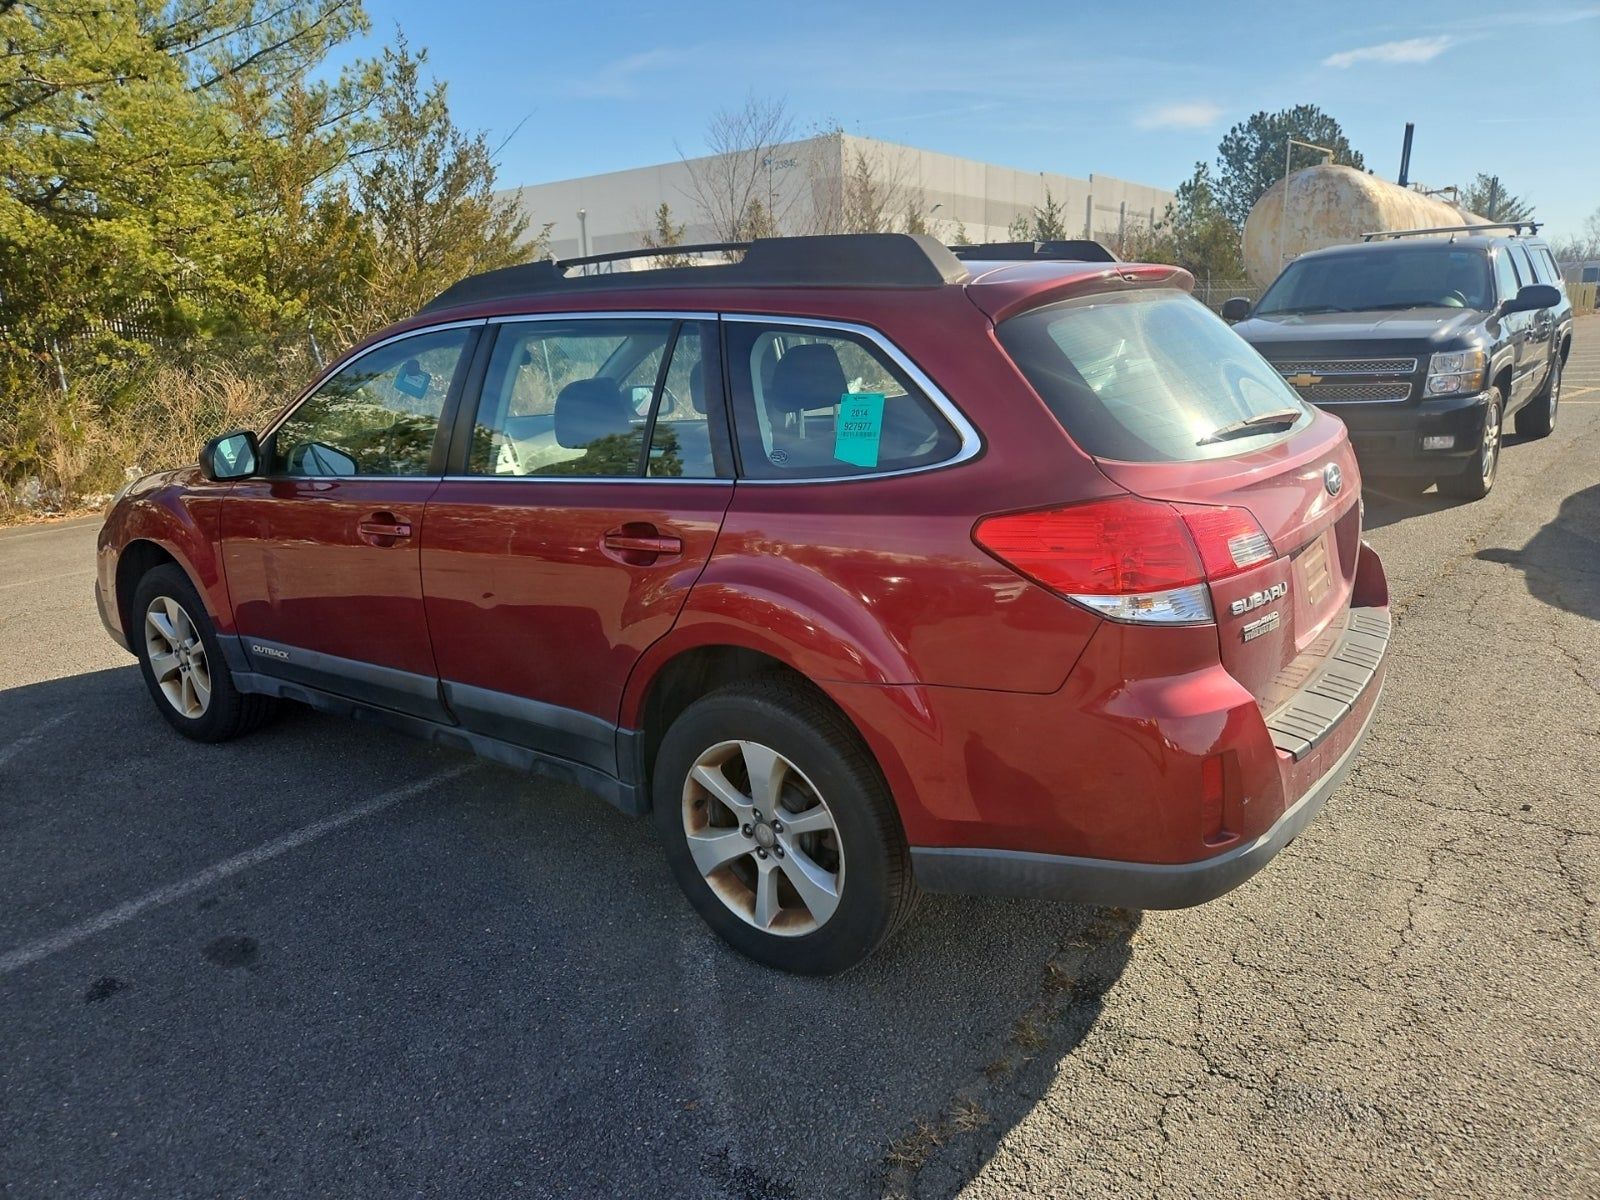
left=998, top=289, right=1312, bottom=463
left=466, top=319, right=723, bottom=479
left=724, top=322, right=961, bottom=479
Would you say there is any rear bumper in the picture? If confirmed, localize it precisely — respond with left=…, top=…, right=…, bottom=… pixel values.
left=912, top=672, right=1382, bottom=908
left=1326, top=389, right=1488, bottom=476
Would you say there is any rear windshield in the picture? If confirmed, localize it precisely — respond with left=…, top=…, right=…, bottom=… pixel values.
left=1256, top=245, right=1492, bottom=315
left=997, top=289, right=1311, bottom=463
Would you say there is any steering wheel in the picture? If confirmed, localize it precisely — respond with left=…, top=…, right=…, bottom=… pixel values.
left=1440, top=290, right=1468, bottom=308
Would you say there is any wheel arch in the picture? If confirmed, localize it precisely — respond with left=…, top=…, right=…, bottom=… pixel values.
left=115, top=539, right=183, bottom=641
left=621, top=635, right=925, bottom=826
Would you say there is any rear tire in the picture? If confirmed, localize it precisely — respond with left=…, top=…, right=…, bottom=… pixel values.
left=132, top=564, right=276, bottom=743
left=652, top=676, right=918, bottom=975
left=1438, top=387, right=1502, bottom=501
left=1515, top=353, right=1560, bottom=438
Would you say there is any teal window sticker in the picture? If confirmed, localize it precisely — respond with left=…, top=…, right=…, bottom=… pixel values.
left=394, top=360, right=432, bottom=400
left=833, top=391, right=885, bottom=468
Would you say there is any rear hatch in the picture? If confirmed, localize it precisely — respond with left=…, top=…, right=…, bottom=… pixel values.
left=992, top=285, right=1362, bottom=714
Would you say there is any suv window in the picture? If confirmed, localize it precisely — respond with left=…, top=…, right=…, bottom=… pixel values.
left=1492, top=248, right=1520, bottom=303
left=271, top=327, right=471, bottom=477
left=724, top=322, right=960, bottom=479
left=1528, top=246, right=1560, bottom=286
left=1256, top=245, right=1492, bottom=314
left=998, top=289, right=1312, bottom=463
left=467, top=319, right=720, bottom=478
left=1508, top=243, right=1536, bottom=287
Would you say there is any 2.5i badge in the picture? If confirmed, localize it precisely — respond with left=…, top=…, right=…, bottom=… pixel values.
left=1241, top=611, right=1281, bottom=642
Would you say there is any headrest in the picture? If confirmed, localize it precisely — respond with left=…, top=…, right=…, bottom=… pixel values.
left=767, top=343, right=847, bottom=415
left=554, top=378, right=631, bottom=448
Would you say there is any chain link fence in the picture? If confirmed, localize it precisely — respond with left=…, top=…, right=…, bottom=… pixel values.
left=1, top=337, right=323, bottom=520
left=1191, top=280, right=1264, bottom=313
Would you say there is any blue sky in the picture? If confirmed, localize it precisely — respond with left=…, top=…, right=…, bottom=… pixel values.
left=350, top=0, right=1600, bottom=237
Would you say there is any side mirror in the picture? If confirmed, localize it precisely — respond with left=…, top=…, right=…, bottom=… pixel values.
left=1220, top=296, right=1252, bottom=323
left=1501, top=283, right=1560, bottom=315
left=200, top=430, right=259, bottom=481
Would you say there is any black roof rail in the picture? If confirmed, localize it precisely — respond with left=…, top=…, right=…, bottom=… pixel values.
left=419, top=233, right=970, bottom=314
left=949, top=240, right=1120, bottom=263
left=1360, top=220, right=1541, bottom=242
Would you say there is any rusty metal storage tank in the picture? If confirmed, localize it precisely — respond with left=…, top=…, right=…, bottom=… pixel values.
left=1242, top=164, right=1488, bottom=286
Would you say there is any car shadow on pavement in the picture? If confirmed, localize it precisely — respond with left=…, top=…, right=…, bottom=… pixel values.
left=1475, top=480, right=1600, bottom=622
left=0, top=663, right=1140, bottom=1199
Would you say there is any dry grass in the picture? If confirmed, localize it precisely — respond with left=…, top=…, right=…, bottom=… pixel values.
left=1, top=360, right=289, bottom=523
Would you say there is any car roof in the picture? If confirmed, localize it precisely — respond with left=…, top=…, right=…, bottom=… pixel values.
left=413, top=235, right=1194, bottom=331
left=1291, top=234, right=1546, bottom=263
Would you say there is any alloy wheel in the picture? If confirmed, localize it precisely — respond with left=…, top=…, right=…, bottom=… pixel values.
left=682, top=740, right=844, bottom=936
left=1482, top=398, right=1501, bottom=485
left=144, top=595, right=211, bottom=719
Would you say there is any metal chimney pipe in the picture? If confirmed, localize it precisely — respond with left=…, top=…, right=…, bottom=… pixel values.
left=1398, top=123, right=1415, bottom=188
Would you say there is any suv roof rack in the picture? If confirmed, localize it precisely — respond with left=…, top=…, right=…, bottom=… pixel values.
left=1360, top=220, right=1541, bottom=242
left=420, top=233, right=970, bottom=314
left=949, top=240, right=1120, bottom=263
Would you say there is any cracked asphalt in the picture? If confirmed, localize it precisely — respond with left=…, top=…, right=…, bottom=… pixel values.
left=2, top=316, right=1597, bottom=1198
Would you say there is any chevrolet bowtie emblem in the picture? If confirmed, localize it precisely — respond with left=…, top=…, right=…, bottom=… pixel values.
left=1285, top=372, right=1323, bottom=387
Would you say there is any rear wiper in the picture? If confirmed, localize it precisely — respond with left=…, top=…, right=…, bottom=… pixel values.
left=1197, top=408, right=1303, bottom=446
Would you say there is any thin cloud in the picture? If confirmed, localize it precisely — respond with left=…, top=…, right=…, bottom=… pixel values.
left=1134, top=102, right=1223, bottom=130
left=573, top=48, right=691, bottom=98
left=1323, top=35, right=1456, bottom=68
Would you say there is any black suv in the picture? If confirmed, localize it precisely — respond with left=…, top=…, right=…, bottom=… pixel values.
left=1224, top=226, right=1572, bottom=499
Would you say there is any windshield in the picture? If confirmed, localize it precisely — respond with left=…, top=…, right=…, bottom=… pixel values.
left=1257, top=245, right=1492, bottom=315
left=997, top=289, right=1312, bottom=463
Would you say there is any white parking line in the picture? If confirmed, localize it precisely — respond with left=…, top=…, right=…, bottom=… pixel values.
left=0, top=568, right=96, bottom=592
left=0, top=763, right=475, bottom=977
left=0, top=712, right=75, bottom=770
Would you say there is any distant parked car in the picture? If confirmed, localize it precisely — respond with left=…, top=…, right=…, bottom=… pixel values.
left=1224, top=226, right=1573, bottom=499
left=97, top=234, right=1390, bottom=973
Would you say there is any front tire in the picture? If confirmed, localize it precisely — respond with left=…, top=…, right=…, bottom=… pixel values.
left=652, top=676, right=917, bottom=975
left=132, top=563, right=276, bottom=742
left=1516, top=352, right=1560, bottom=438
left=1439, top=387, right=1502, bottom=501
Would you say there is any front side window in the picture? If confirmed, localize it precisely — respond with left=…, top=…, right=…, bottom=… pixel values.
left=998, top=289, right=1312, bottom=463
left=1256, top=246, right=1492, bottom=315
left=724, top=323, right=960, bottom=479
left=467, top=319, right=720, bottom=478
left=1492, top=249, right=1519, bottom=304
left=271, top=327, right=471, bottom=477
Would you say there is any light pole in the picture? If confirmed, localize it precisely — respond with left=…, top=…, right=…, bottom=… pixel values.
left=1281, top=138, right=1335, bottom=266
left=576, top=208, right=589, bottom=273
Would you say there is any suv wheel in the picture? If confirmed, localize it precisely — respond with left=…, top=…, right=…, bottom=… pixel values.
left=132, top=564, right=276, bottom=742
left=652, top=676, right=917, bottom=974
left=1516, top=353, right=1560, bottom=438
left=1439, top=387, right=1502, bottom=501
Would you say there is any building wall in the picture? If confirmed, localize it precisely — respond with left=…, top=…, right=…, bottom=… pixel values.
left=499, top=134, right=1174, bottom=264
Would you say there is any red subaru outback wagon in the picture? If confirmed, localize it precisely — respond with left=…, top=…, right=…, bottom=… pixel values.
left=97, top=234, right=1390, bottom=973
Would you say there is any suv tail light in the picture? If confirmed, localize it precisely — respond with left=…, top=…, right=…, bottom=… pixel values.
left=973, top=495, right=1274, bottom=625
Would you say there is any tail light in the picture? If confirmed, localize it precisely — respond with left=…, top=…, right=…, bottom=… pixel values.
left=973, top=495, right=1274, bottom=625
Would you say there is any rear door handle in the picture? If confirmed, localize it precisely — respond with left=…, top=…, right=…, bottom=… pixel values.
left=604, top=533, right=682, bottom=554
left=602, top=524, right=682, bottom=564
left=358, top=512, right=413, bottom=546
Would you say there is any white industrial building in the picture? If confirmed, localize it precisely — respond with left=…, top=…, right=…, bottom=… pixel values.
left=498, top=133, right=1174, bottom=263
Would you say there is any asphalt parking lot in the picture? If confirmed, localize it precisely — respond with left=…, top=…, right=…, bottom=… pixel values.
left=3, top=316, right=1598, bottom=1199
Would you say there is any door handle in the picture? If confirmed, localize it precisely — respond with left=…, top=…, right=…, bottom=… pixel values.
left=602, top=524, right=682, bottom=564
left=358, top=512, right=412, bottom=546
left=604, top=532, right=682, bottom=554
